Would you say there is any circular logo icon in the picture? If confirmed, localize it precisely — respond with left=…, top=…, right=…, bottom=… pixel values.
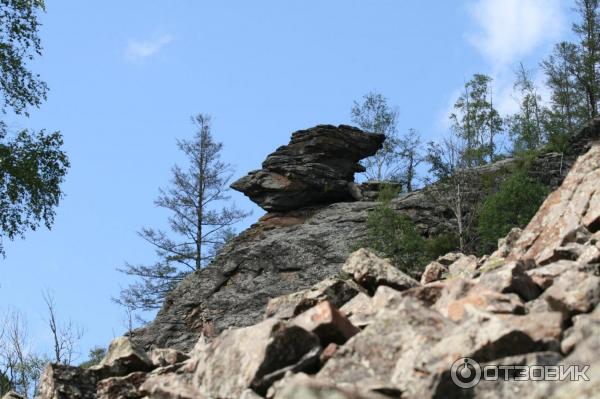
left=451, top=357, right=482, bottom=388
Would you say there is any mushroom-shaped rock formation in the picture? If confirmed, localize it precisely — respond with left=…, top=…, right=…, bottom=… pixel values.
left=231, top=124, right=385, bottom=211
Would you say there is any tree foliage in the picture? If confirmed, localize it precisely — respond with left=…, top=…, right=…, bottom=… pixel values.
left=450, top=74, right=503, bottom=166
left=116, top=114, right=250, bottom=311
left=351, top=92, right=402, bottom=181
left=361, top=185, right=426, bottom=275
left=0, top=125, right=69, bottom=254
left=0, top=0, right=48, bottom=115
left=79, top=347, right=106, bottom=369
left=477, top=172, right=548, bottom=254
left=0, top=0, right=69, bottom=255
left=508, top=63, right=548, bottom=153
left=424, top=135, right=481, bottom=252
left=350, top=92, right=423, bottom=190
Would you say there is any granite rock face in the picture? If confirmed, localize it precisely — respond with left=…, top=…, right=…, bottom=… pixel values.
left=231, top=124, right=385, bottom=211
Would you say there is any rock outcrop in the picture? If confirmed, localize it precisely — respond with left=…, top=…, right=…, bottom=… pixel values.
left=35, top=138, right=600, bottom=398
left=231, top=124, right=385, bottom=211
left=132, top=120, right=600, bottom=353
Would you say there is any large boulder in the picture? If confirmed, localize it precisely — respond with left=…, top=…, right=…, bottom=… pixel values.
left=36, top=364, right=99, bottom=399
left=231, top=125, right=385, bottom=211
left=193, top=318, right=321, bottom=397
left=92, top=337, right=153, bottom=377
left=341, top=248, right=420, bottom=294
left=508, top=142, right=600, bottom=266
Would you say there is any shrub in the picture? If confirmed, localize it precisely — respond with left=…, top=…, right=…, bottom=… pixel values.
left=362, top=185, right=426, bottom=275
left=477, top=172, right=548, bottom=254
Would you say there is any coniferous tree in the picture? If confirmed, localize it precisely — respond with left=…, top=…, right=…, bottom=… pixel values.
left=116, top=114, right=250, bottom=311
left=508, top=63, right=548, bottom=153
left=541, top=0, right=600, bottom=150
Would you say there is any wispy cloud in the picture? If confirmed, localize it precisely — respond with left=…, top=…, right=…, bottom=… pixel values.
left=125, top=34, right=173, bottom=62
left=436, top=0, right=565, bottom=133
left=466, top=0, right=564, bottom=69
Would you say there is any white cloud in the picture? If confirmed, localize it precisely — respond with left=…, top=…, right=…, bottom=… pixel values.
left=125, top=34, right=173, bottom=62
left=467, top=0, right=564, bottom=69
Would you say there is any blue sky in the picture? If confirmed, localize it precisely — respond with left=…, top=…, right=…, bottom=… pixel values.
left=1, top=0, right=575, bottom=361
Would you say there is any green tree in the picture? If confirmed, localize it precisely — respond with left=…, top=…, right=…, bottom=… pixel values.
left=0, top=0, right=48, bottom=115
left=79, top=347, right=106, bottom=369
left=361, top=185, right=426, bottom=275
left=0, top=371, right=11, bottom=396
left=508, top=63, right=548, bottom=153
left=542, top=42, right=585, bottom=151
left=0, top=0, right=69, bottom=255
left=116, top=114, right=250, bottom=311
left=451, top=74, right=503, bottom=166
left=395, top=129, right=423, bottom=192
left=351, top=92, right=402, bottom=181
left=477, top=172, right=548, bottom=254
left=541, top=0, right=600, bottom=149
left=571, top=0, right=600, bottom=119
left=424, top=134, right=481, bottom=252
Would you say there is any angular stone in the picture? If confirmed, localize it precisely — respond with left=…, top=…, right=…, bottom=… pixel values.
left=341, top=248, right=420, bottom=294
left=400, top=281, right=446, bottom=307
left=341, top=284, right=445, bottom=329
left=265, top=277, right=361, bottom=320
left=292, top=301, right=360, bottom=345
left=92, top=337, right=153, bottom=377
left=542, top=269, right=600, bottom=317
left=149, top=348, right=189, bottom=368
left=491, top=227, right=522, bottom=259
left=194, top=318, right=321, bottom=397
left=231, top=125, right=385, bottom=211
left=319, top=343, right=339, bottom=366
left=340, top=292, right=373, bottom=328
left=317, top=298, right=456, bottom=394
left=406, top=311, right=551, bottom=398
left=140, top=371, right=201, bottom=399
left=36, top=364, right=99, bottom=399
left=240, top=388, right=264, bottom=399
left=97, top=371, right=147, bottom=399
left=478, top=261, right=541, bottom=301
left=447, top=254, right=478, bottom=277
left=274, top=378, right=391, bottom=399
left=433, top=279, right=525, bottom=322
left=544, top=318, right=600, bottom=398
left=561, top=304, right=600, bottom=354
left=419, top=261, right=447, bottom=284
left=472, top=351, right=562, bottom=399
left=508, top=143, right=600, bottom=266
left=435, top=252, right=464, bottom=266
left=526, top=260, right=576, bottom=290
left=499, top=312, right=565, bottom=351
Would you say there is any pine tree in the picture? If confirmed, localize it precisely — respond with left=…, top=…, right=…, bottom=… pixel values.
left=116, top=114, right=250, bottom=311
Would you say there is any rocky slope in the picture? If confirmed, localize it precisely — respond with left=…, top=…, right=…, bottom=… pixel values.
left=29, top=139, right=600, bottom=398
left=132, top=121, right=599, bottom=353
